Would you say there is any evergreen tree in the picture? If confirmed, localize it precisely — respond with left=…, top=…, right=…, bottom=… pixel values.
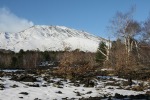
left=43, top=51, right=50, bottom=61
left=96, top=42, right=107, bottom=65
left=11, top=56, right=18, bottom=68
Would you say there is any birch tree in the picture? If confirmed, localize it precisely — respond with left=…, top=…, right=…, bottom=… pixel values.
left=107, top=7, right=142, bottom=82
left=109, top=7, right=141, bottom=55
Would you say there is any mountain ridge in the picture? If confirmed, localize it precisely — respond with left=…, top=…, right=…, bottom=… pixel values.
left=0, top=25, right=108, bottom=52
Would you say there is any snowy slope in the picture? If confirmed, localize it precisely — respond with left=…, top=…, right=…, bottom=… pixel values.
left=0, top=25, right=107, bottom=52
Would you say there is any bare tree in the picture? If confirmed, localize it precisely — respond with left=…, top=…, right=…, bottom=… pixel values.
left=107, top=7, right=143, bottom=83
left=56, top=51, right=97, bottom=78
left=109, top=7, right=141, bottom=56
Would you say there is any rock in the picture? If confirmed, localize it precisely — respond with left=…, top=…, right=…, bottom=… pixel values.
left=56, top=91, right=62, bottom=94
left=34, top=98, right=41, bottom=100
left=11, top=75, right=37, bottom=82
left=76, top=92, right=81, bottom=96
left=43, top=76, right=51, bottom=81
left=55, top=81, right=63, bottom=85
left=132, top=86, right=144, bottom=91
left=62, top=97, right=68, bottom=100
left=122, top=81, right=130, bottom=86
left=108, top=87, right=114, bottom=89
left=26, top=70, right=37, bottom=75
left=86, top=91, right=92, bottom=94
left=19, top=75, right=37, bottom=82
left=57, top=85, right=63, bottom=88
left=0, top=84, right=5, bottom=90
left=146, top=91, right=150, bottom=95
left=27, top=84, right=40, bottom=87
left=74, top=83, right=80, bottom=87
left=114, top=93, right=124, bottom=99
left=108, top=96, right=112, bottom=100
left=42, top=85, right=47, bottom=87
left=116, top=86, right=123, bottom=89
left=10, top=75, right=18, bottom=81
left=70, top=98, right=76, bottom=100
left=11, top=84, right=19, bottom=88
left=83, top=79, right=95, bottom=87
left=48, top=80, right=55, bottom=83
left=105, top=81, right=120, bottom=86
left=19, top=92, right=29, bottom=95
left=129, top=94, right=149, bottom=99
left=0, top=72, right=4, bottom=77
left=79, top=97, right=103, bottom=100
left=53, top=80, right=64, bottom=88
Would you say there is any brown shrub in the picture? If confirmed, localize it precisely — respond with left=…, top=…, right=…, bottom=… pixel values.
left=54, top=51, right=97, bottom=78
left=132, top=86, right=144, bottom=91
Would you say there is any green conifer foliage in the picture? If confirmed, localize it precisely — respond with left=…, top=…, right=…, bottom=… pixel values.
left=96, top=42, right=107, bottom=65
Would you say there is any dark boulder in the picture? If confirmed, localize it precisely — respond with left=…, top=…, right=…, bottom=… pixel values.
left=19, top=92, right=29, bottom=95
left=11, top=75, right=37, bottom=82
left=114, top=93, right=125, bottom=99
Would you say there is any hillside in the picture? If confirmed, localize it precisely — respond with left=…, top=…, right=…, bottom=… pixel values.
left=0, top=25, right=107, bottom=52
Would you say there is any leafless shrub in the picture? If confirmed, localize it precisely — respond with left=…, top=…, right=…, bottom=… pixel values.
left=55, top=51, right=97, bottom=77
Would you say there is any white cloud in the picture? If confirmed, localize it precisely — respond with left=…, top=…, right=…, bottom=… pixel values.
left=0, top=7, right=34, bottom=33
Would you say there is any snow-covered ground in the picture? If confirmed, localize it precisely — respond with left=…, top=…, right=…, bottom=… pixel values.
left=0, top=70, right=149, bottom=100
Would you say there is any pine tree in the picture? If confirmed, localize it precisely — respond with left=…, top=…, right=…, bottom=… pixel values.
left=11, top=56, right=18, bottom=68
left=96, top=42, right=107, bottom=65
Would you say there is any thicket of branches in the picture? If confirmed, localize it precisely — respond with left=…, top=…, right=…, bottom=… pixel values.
left=54, top=51, right=97, bottom=78
left=96, top=7, right=150, bottom=80
left=0, top=50, right=97, bottom=71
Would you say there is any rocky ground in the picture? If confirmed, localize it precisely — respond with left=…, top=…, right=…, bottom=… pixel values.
left=0, top=69, right=150, bottom=100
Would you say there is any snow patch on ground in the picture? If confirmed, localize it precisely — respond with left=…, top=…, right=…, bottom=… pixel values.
left=0, top=75, right=147, bottom=100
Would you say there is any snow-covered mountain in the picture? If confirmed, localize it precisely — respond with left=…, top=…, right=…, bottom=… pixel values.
left=0, top=25, right=107, bottom=52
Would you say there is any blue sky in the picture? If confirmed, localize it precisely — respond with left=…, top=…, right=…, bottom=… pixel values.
left=0, top=0, right=150, bottom=39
